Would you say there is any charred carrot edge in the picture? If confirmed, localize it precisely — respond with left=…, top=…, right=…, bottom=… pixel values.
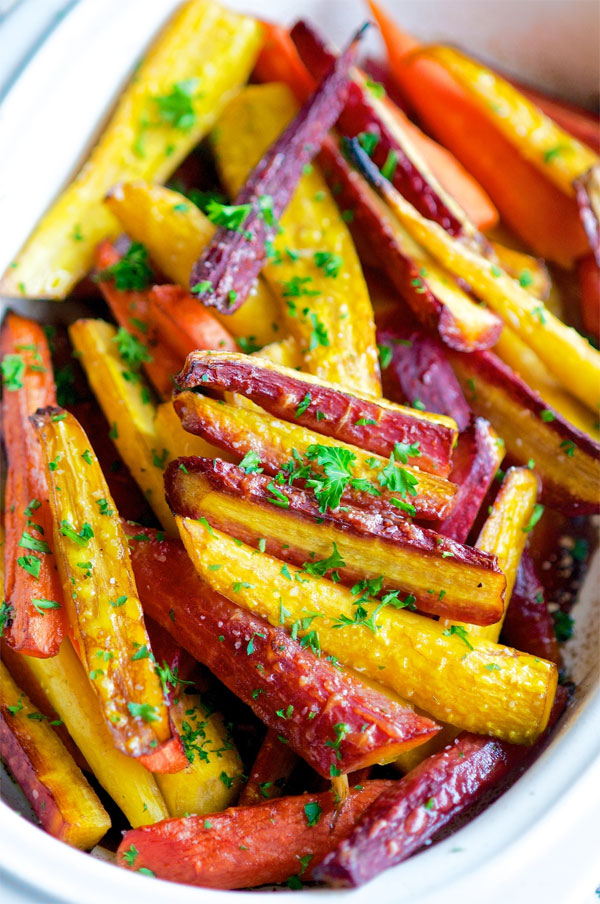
left=128, top=523, right=439, bottom=779
left=117, top=781, right=393, bottom=888
left=368, top=0, right=589, bottom=266
left=315, top=687, right=570, bottom=887
left=31, top=407, right=171, bottom=758
left=577, top=254, right=600, bottom=339
left=238, top=729, right=298, bottom=805
left=501, top=553, right=562, bottom=668
left=164, top=456, right=505, bottom=626
left=146, top=284, right=238, bottom=361
left=376, top=320, right=471, bottom=431
left=1, top=313, right=65, bottom=657
left=433, top=418, right=504, bottom=544
left=0, top=659, right=111, bottom=849
left=317, top=137, right=502, bottom=351
left=94, top=241, right=181, bottom=399
left=449, top=349, right=600, bottom=515
left=172, top=391, right=457, bottom=521
left=189, top=27, right=365, bottom=313
left=176, top=349, right=458, bottom=477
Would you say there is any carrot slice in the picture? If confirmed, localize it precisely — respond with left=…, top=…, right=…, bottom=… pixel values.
left=256, top=19, right=497, bottom=233
left=419, top=45, right=598, bottom=197
left=238, top=729, right=298, bottom=806
left=315, top=687, right=569, bottom=887
left=94, top=241, right=181, bottom=399
left=117, top=781, right=393, bottom=888
left=501, top=553, right=562, bottom=668
left=146, top=284, right=237, bottom=360
left=368, top=0, right=589, bottom=266
left=1, top=313, right=65, bottom=657
left=189, top=26, right=364, bottom=313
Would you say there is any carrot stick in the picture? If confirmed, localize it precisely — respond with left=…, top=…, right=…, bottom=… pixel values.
left=127, top=525, right=440, bottom=778
left=315, top=686, right=569, bottom=887
left=94, top=241, right=181, bottom=398
left=577, top=254, right=600, bottom=339
left=510, top=81, right=600, bottom=153
left=146, top=284, right=237, bottom=361
left=368, top=0, right=589, bottom=266
left=256, top=20, right=497, bottom=233
left=117, top=781, right=393, bottom=888
left=501, top=553, right=562, bottom=667
left=190, top=26, right=365, bottom=314
left=1, top=313, right=65, bottom=657
left=239, top=729, right=298, bottom=806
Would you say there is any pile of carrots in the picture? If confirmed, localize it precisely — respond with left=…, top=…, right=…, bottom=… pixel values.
left=0, top=0, right=598, bottom=893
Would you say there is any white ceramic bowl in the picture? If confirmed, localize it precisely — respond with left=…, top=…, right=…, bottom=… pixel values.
left=0, top=2, right=599, bottom=902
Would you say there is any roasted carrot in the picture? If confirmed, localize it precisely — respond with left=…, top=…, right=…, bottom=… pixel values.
left=1, top=313, right=65, bottom=657
left=315, top=687, right=569, bottom=887
left=118, top=781, right=393, bottom=888
left=146, top=284, right=237, bottom=361
left=512, top=81, right=600, bottom=153
left=176, top=515, right=556, bottom=744
left=255, top=20, right=498, bottom=231
left=501, top=553, right=562, bottom=668
left=189, top=27, right=364, bottom=314
left=349, top=138, right=600, bottom=411
left=127, top=525, right=440, bottom=777
left=578, top=254, right=600, bottom=339
left=94, top=241, right=180, bottom=398
left=0, top=660, right=110, bottom=849
left=173, top=392, right=457, bottom=521
left=31, top=408, right=171, bottom=758
left=450, top=349, right=600, bottom=515
left=377, top=320, right=471, bottom=431
left=177, top=350, right=458, bottom=477
left=165, top=456, right=505, bottom=626
left=239, top=729, right=298, bottom=806
left=369, top=1, right=589, bottom=266
left=317, top=137, right=502, bottom=351
left=419, top=46, right=598, bottom=198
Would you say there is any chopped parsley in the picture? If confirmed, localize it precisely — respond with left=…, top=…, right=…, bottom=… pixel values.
left=153, top=78, right=199, bottom=131
left=205, top=200, right=252, bottom=232
left=59, top=520, right=94, bottom=547
left=304, top=801, right=322, bottom=827
left=97, top=242, right=153, bottom=291
left=442, top=624, right=473, bottom=651
left=314, top=251, right=343, bottom=278
left=1, top=354, right=25, bottom=391
left=239, top=450, right=263, bottom=473
left=522, top=503, right=544, bottom=533
left=127, top=702, right=160, bottom=723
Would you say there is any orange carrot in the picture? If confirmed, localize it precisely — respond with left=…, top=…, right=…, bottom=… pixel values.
left=578, top=254, right=600, bottom=340
left=239, top=729, right=298, bottom=806
left=117, top=781, right=393, bottom=888
left=255, top=20, right=497, bottom=232
left=147, top=284, right=237, bottom=360
left=254, top=21, right=315, bottom=99
left=94, top=241, right=181, bottom=398
left=368, top=0, right=589, bottom=266
left=1, top=313, right=65, bottom=657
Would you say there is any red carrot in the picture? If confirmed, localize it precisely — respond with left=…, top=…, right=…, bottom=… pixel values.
left=117, top=780, right=393, bottom=888
left=501, top=553, right=562, bottom=667
left=239, top=728, right=298, bottom=805
left=314, top=687, right=569, bottom=887
left=124, top=525, right=440, bottom=778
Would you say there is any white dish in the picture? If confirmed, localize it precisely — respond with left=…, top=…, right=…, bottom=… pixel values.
left=0, top=2, right=599, bottom=902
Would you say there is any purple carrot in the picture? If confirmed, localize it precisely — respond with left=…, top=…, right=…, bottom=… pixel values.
left=314, top=687, right=569, bottom=887
left=189, top=25, right=366, bottom=313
